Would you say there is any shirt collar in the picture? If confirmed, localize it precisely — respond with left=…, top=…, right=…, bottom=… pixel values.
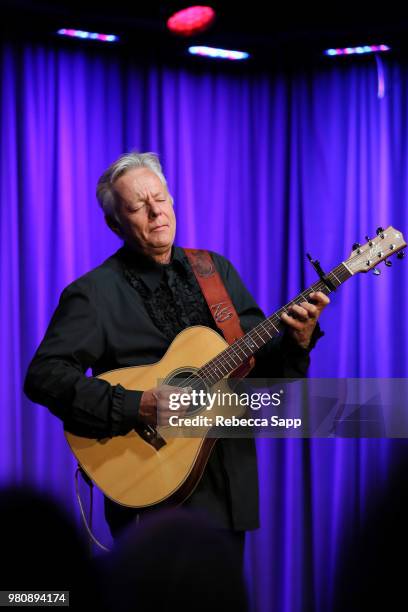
left=119, top=244, right=187, bottom=292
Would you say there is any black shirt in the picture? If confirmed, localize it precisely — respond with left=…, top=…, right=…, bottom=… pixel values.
left=24, top=245, right=321, bottom=533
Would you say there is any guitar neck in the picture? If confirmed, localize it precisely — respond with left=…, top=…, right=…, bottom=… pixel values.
left=197, top=262, right=353, bottom=385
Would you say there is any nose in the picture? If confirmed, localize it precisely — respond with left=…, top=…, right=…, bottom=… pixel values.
left=146, top=194, right=162, bottom=217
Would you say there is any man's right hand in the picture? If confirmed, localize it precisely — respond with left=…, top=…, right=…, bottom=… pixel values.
left=139, top=385, right=192, bottom=426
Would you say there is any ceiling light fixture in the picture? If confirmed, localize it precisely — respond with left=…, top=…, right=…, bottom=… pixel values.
left=325, top=44, right=390, bottom=56
left=188, top=46, right=249, bottom=60
left=167, top=6, right=215, bottom=36
left=57, top=29, right=119, bottom=42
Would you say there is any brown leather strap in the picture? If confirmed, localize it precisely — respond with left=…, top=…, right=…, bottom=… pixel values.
left=184, top=249, right=254, bottom=377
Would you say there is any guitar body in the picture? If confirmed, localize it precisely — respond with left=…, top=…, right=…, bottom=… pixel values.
left=65, top=326, right=232, bottom=509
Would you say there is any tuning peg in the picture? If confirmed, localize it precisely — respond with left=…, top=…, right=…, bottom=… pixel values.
left=397, top=251, right=405, bottom=259
left=385, top=259, right=392, bottom=267
left=372, top=268, right=381, bottom=275
left=365, top=235, right=374, bottom=246
left=376, top=227, right=385, bottom=237
left=352, top=242, right=361, bottom=251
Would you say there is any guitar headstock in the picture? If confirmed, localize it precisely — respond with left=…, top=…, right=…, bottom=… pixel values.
left=346, top=227, right=406, bottom=274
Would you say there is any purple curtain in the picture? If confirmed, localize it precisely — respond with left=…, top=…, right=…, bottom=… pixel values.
left=1, top=41, right=407, bottom=611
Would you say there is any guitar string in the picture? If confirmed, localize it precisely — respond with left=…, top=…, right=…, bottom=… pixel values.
left=170, top=244, right=401, bottom=394
left=166, top=270, right=345, bottom=399
left=196, top=264, right=349, bottom=385
left=177, top=276, right=341, bottom=393
left=209, top=279, right=342, bottom=380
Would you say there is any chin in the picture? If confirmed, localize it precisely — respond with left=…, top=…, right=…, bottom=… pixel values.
left=152, top=230, right=173, bottom=245
left=152, top=234, right=170, bottom=245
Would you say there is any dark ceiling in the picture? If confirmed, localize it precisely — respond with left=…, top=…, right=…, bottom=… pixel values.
left=1, top=1, right=408, bottom=68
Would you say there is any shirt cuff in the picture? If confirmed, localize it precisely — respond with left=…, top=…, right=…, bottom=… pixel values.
left=111, top=384, right=143, bottom=436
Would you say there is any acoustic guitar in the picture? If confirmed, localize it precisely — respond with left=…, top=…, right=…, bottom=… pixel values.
left=65, top=227, right=406, bottom=509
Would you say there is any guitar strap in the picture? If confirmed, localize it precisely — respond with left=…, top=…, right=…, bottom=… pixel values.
left=184, top=248, right=255, bottom=377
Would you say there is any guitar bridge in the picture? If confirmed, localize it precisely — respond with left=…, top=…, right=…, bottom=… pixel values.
left=134, top=423, right=166, bottom=451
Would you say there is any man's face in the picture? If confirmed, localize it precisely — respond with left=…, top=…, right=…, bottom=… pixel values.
left=111, top=167, right=176, bottom=257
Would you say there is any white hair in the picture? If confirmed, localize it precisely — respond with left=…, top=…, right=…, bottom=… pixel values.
left=96, top=151, right=172, bottom=221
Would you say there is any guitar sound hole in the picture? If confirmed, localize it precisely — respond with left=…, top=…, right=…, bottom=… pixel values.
left=164, top=369, right=208, bottom=415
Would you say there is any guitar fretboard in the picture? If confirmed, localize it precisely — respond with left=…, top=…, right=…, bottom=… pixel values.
left=197, top=263, right=352, bottom=386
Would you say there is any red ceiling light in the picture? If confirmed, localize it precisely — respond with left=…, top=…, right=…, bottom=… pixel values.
left=167, top=6, right=216, bottom=37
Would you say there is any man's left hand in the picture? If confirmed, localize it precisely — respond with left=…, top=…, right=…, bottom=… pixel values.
left=281, top=291, right=330, bottom=349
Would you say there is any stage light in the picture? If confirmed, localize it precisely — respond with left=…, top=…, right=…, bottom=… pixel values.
left=57, top=29, right=119, bottom=43
left=167, top=6, right=215, bottom=36
left=188, top=46, right=250, bottom=60
left=324, top=44, right=390, bottom=57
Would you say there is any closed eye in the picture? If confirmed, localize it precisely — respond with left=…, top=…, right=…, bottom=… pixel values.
left=128, top=197, right=167, bottom=212
left=128, top=203, right=146, bottom=213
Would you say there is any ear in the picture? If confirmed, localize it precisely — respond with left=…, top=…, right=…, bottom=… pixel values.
left=105, top=215, right=123, bottom=238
